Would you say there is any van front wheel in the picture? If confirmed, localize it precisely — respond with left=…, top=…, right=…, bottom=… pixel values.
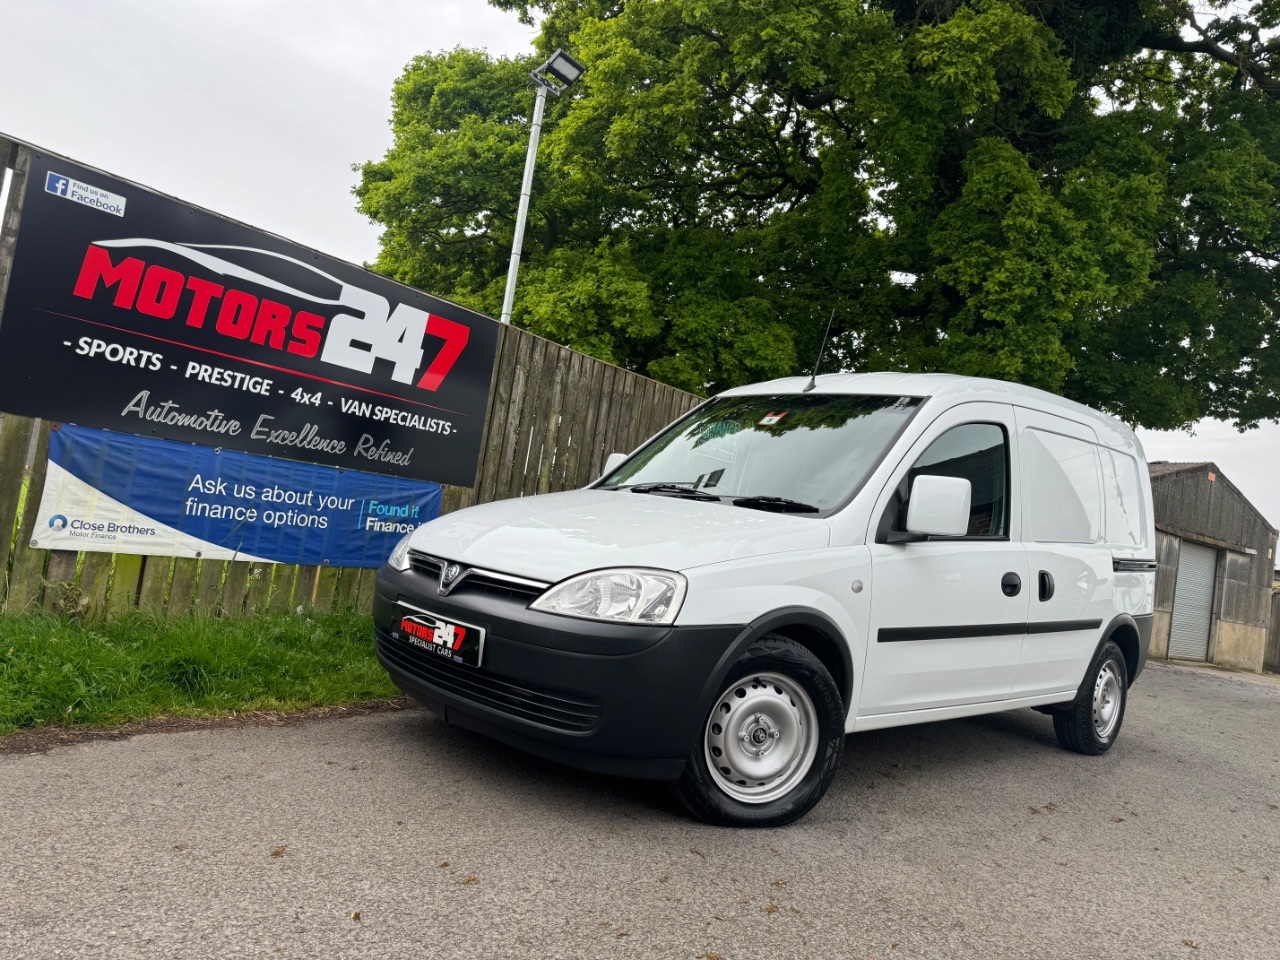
left=675, top=635, right=844, bottom=827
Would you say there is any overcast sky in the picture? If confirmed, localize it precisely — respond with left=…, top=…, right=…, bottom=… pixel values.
left=1, top=0, right=1277, bottom=530
left=0, top=0, right=535, bottom=263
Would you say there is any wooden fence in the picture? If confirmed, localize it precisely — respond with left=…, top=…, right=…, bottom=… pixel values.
left=0, top=139, right=701, bottom=621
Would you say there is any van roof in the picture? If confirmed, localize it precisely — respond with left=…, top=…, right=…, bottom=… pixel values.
left=720, top=372, right=1141, bottom=454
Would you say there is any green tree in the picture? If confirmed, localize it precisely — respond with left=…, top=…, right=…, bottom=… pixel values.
left=355, top=0, right=1280, bottom=429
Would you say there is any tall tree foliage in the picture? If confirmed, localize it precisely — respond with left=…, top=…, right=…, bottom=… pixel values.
left=355, top=0, right=1280, bottom=429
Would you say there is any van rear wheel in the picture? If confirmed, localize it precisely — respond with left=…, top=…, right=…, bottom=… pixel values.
left=675, top=635, right=844, bottom=827
left=1053, top=640, right=1128, bottom=755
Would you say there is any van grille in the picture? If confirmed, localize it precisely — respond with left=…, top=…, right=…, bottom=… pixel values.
left=407, top=551, right=547, bottom=603
left=377, top=627, right=602, bottom=732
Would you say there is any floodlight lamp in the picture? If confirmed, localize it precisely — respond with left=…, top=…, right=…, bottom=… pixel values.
left=532, top=48, right=586, bottom=94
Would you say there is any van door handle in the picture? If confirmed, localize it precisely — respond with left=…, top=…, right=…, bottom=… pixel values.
left=1001, top=572, right=1022, bottom=597
left=1039, top=571, right=1055, bottom=602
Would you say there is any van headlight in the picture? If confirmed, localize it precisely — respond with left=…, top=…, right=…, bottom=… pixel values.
left=530, top=568, right=687, bottom=625
left=387, top=532, right=414, bottom=572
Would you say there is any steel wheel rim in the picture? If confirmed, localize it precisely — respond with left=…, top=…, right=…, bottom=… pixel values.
left=1093, top=660, right=1123, bottom=740
left=703, top=671, right=819, bottom=804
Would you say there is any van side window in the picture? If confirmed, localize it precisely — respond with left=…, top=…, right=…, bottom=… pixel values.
left=1023, top=429, right=1102, bottom=543
left=907, top=423, right=1009, bottom=538
left=1100, top=448, right=1145, bottom=546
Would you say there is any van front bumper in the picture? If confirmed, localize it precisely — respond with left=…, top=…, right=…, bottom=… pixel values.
left=373, top=564, right=747, bottom=780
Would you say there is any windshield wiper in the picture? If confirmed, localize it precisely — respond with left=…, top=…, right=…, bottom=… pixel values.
left=731, top=495, right=820, bottom=514
left=629, top=483, right=722, bottom=502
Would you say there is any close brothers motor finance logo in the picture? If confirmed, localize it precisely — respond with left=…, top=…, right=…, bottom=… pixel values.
left=70, top=239, right=471, bottom=398
left=46, top=512, right=157, bottom=538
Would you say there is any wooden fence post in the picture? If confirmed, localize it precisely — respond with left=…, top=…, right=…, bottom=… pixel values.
left=0, top=414, right=35, bottom=593
left=3, top=421, right=49, bottom=614
left=267, top=565, right=299, bottom=615
left=332, top=567, right=359, bottom=613
left=219, top=561, right=252, bottom=617
left=193, top=560, right=226, bottom=615
left=167, top=558, right=200, bottom=617
left=243, top=562, right=273, bottom=616
left=41, top=550, right=79, bottom=613
left=78, top=552, right=113, bottom=620
left=0, top=139, right=31, bottom=301
left=137, top=556, right=172, bottom=614
left=356, top=569, right=377, bottom=615
left=311, top=565, right=339, bottom=614
left=107, top=555, right=144, bottom=618
left=293, top=565, right=321, bottom=612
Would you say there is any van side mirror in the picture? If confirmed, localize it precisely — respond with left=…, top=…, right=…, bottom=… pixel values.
left=602, top=452, right=627, bottom=477
left=906, top=475, right=971, bottom=538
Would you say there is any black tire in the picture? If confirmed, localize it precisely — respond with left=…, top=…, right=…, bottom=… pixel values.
left=675, top=634, right=844, bottom=827
left=1053, top=640, right=1128, bottom=755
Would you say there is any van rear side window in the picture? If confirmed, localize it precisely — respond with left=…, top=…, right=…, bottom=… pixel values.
left=1100, top=448, right=1146, bottom=546
left=1023, top=429, right=1102, bottom=543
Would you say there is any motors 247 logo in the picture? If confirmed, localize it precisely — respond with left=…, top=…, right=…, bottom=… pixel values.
left=69, top=239, right=470, bottom=392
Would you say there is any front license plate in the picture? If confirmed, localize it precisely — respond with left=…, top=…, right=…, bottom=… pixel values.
left=393, top=608, right=485, bottom=668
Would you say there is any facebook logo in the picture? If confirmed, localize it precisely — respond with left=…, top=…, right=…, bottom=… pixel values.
left=41, top=169, right=127, bottom=216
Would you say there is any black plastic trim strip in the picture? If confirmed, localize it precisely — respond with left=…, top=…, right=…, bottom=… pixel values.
left=879, top=619, right=1102, bottom=643
left=878, top=623, right=1025, bottom=643
left=1113, top=559, right=1158, bottom=572
left=1026, top=618, right=1103, bottom=635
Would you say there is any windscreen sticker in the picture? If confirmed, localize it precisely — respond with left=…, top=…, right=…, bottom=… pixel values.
left=695, top=421, right=741, bottom=463
left=758, top=411, right=788, bottom=426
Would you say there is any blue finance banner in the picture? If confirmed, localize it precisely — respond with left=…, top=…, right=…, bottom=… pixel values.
left=33, top=424, right=442, bottom=567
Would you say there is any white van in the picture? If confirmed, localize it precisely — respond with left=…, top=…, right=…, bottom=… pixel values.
left=375, top=373, right=1155, bottom=826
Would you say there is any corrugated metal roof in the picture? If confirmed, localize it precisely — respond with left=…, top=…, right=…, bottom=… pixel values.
left=1149, top=460, right=1278, bottom=545
left=1147, top=461, right=1211, bottom=478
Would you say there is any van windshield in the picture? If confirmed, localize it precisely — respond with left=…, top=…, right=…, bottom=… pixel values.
left=599, top=394, right=922, bottom=514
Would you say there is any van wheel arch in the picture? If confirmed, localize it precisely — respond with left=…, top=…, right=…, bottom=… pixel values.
left=1035, top=614, right=1144, bottom=718
left=697, top=608, right=853, bottom=716
left=1099, top=614, right=1141, bottom=687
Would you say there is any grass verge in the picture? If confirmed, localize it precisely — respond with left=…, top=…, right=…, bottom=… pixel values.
left=0, top=611, right=397, bottom=735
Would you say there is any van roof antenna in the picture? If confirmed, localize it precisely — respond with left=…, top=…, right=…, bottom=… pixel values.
left=803, top=309, right=836, bottom=393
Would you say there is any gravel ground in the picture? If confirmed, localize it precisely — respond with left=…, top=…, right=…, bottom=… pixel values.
left=2, top=660, right=1278, bottom=960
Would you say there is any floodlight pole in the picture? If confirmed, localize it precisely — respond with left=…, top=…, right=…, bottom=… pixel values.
left=499, top=82, right=548, bottom=325
left=499, top=49, right=583, bottom=325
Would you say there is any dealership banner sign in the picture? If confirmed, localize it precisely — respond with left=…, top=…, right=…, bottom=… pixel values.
left=0, top=149, right=499, bottom=485
left=33, top=424, right=441, bottom=568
